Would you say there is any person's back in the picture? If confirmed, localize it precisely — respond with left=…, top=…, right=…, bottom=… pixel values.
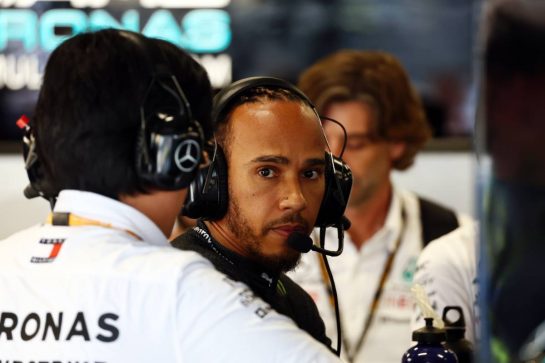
left=0, top=191, right=211, bottom=360
left=0, top=29, right=341, bottom=362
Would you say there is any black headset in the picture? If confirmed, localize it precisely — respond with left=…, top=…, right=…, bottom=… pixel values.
left=16, top=115, right=52, bottom=203
left=183, top=76, right=352, bottom=228
left=133, top=33, right=205, bottom=190
left=18, top=31, right=205, bottom=204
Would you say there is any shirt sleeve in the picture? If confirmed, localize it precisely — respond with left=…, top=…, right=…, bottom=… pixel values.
left=176, top=261, right=342, bottom=363
left=411, top=224, right=478, bottom=344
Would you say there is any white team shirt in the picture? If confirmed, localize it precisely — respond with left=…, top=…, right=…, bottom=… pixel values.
left=289, top=187, right=472, bottom=363
left=0, top=190, right=340, bottom=363
left=411, top=223, right=479, bottom=344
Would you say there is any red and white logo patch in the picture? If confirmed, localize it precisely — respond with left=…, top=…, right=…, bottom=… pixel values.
left=30, top=238, right=66, bottom=263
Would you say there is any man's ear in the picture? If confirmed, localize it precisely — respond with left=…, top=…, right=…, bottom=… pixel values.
left=389, top=141, right=406, bottom=162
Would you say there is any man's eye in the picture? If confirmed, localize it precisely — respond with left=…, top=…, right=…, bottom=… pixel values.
left=303, top=170, right=321, bottom=180
left=258, top=168, right=275, bottom=178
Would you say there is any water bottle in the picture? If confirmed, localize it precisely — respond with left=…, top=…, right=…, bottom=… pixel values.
left=442, top=306, right=474, bottom=363
left=402, top=317, right=458, bottom=363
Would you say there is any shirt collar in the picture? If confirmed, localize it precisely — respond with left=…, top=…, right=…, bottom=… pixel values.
left=53, top=190, right=167, bottom=247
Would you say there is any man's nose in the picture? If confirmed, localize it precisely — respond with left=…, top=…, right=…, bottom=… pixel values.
left=279, top=178, right=308, bottom=213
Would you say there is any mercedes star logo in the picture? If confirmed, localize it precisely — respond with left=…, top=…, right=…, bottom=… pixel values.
left=174, top=139, right=201, bottom=172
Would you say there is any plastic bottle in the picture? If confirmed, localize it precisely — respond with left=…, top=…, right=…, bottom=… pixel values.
left=402, top=317, right=458, bottom=363
left=442, top=306, right=474, bottom=363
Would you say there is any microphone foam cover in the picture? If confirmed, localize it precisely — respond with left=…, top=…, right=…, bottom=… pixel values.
left=341, top=216, right=351, bottom=230
left=23, top=183, right=39, bottom=199
left=287, top=231, right=313, bottom=253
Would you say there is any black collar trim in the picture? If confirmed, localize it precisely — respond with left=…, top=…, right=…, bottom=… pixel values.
left=192, top=220, right=280, bottom=289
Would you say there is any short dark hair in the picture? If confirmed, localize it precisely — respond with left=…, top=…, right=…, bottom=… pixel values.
left=298, top=50, right=431, bottom=170
left=33, top=29, right=213, bottom=199
left=215, top=86, right=311, bottom=158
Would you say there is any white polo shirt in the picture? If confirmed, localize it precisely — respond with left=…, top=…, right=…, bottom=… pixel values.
left=0, top=190, right=340, bottom=363
left=411, top=223, right=479, bottom=344
left=289, top=188, right=471, bottom=363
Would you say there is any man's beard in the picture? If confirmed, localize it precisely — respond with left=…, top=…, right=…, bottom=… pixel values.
left=226, top=196, right=305, bottom=273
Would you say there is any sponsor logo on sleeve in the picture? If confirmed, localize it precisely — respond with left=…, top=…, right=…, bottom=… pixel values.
left=222, top=277, right=273, bottom=319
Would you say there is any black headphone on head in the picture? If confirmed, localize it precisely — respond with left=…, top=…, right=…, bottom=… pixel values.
left=16, top=115, right=52, bottom=203
left=18, top=31, right=205, bottom=204
left=183, top=76, right=352, bottom=229
left=133, top=32, right=205, bottom=190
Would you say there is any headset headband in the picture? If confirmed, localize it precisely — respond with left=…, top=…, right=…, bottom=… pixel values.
left=212, top=76, right=315, bottom=126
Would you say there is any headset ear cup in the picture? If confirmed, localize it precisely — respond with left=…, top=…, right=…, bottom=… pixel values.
left=315, top=152, right=353, bottom=227
left=135, top=39, right=205, bottom=191
left=182, top=166, right=209, bottom=218
left=137, top=126, right=203, bottom=190
left=182, top=146, right=229, bottom=220
left=20, top=126, right=54, bottom=200
left=23, top=150, right=45, bottom=199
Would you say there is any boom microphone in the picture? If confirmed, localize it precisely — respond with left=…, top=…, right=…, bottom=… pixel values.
left=23, top=183, right=40, bottom=199
left=287, top=217, right=349, bottom=257
left=340, top=215, right=351, bottom=230
left=287, top=221, right=348, bottom=357
left=287, top=231, right=313, bottom=253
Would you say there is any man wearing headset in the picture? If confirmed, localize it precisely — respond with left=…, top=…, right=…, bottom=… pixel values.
left=172, top=78, right=352, bottom=351
left=0, top=30, right=341, bottom=362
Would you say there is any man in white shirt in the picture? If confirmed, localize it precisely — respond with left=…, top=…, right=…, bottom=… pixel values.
left=288, top=50, right=472, bottom=363
left=0, top=29, right=340, bottom=362
left=173, top=77, right=354, bottom=352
